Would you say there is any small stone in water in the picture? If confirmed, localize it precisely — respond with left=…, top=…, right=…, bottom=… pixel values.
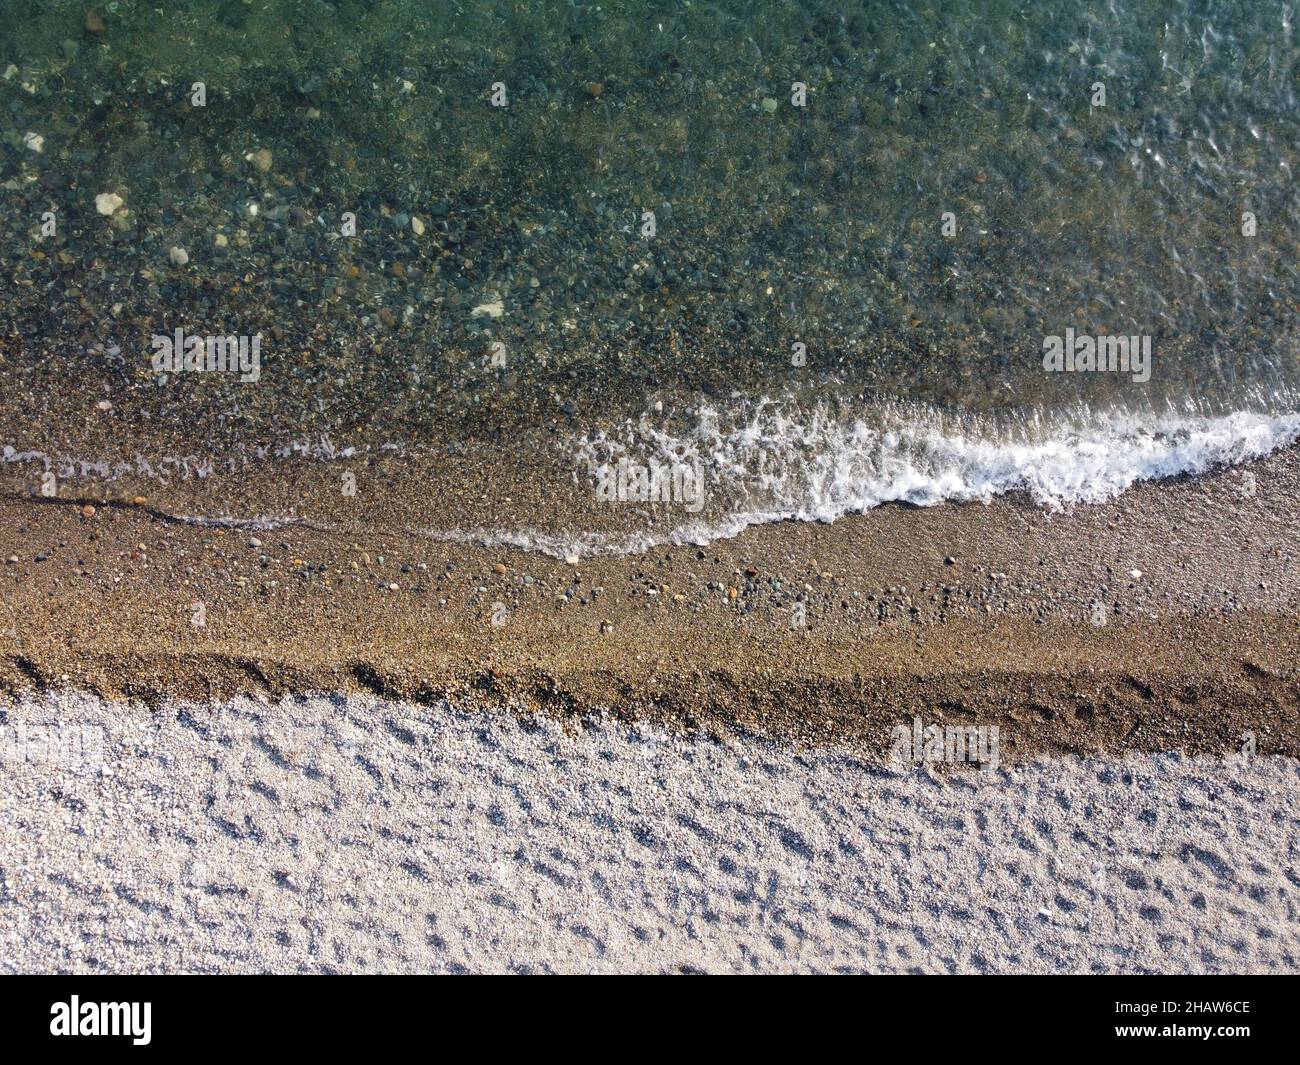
left=471, top=298, right=505, bottom=319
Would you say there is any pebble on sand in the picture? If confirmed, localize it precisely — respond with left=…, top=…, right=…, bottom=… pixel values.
left=169, top=246, right=190, bottom=267
left=411, top=216, right=426, bottom=236
left=80, top=504, right=96, bottom=518
left=471, top=298, right=505, bottom=319
left=248, top=147, right=273, bottom=173
left=95, top=192, right=123, bottom=216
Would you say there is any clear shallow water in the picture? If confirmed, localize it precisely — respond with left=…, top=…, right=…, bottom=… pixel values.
left=1, top=0, right=1297, bottom=546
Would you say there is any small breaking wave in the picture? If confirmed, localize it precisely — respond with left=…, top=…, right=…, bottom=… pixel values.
left=6, top=398, right=1299, bottom=560
left=461, top=397, right=1300, bottom=558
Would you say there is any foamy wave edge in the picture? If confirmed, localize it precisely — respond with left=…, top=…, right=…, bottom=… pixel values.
left=7, top=405, right=1298, bottom=560
left=440, top=405, right=1300, bottom=558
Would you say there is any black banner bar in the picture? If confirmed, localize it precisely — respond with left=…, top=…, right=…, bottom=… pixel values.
left=0, top=976, right=1289, bottom=1052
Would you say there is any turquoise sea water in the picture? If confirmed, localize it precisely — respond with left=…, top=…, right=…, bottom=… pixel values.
left=2, top=1, right=1298, bottom=543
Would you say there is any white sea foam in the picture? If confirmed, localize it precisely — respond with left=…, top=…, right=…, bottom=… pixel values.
left=0, top=435, right=381, bottom=483
left=449, top=399, right=1300, bottom=558
left=584, top=399, right=1300, bottom=513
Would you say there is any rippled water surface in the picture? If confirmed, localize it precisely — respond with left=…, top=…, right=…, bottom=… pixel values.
left=2, top=0, right=1298, bottom=543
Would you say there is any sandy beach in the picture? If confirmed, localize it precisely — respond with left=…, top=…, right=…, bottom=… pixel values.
left=4, top=689, right=1298, bottom=974
left=3, top=440, right=1300, bottom=973
left=3, top=441, right=1298, bottom=762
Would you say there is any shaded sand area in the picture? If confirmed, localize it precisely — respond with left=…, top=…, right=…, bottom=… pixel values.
left=2, top=690, right=1298, bottom=974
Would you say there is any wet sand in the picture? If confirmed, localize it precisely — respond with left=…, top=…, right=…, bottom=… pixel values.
left=2, top=443, right=1297, bottom=762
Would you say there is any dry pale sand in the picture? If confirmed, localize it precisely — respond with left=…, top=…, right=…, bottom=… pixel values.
left=2, top=689, right=1297, bottom=974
